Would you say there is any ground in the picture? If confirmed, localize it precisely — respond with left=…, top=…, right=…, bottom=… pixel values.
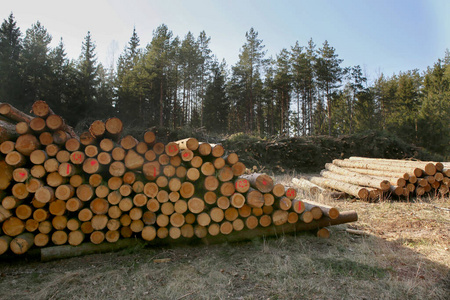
left=0, top=175, right=449, bottom=300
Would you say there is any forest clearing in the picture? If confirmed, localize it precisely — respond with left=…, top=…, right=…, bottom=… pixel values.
left=0, top=100, right=449, bottom=299
left=0, top=9, right=449, bottom=300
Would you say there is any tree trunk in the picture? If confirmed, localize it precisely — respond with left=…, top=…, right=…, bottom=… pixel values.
left=332, top=159, right=423, bottom=179
left=240, top=173, right=274, bottom=193
left=310, top=176, right=370, bottom=200
left=291, top=177, right=325, bottom=195
left=15, top=134, right=40, bottom=156
left=0, top=103, right=33, bottom=123
left=348, top=157, right=438, bottom=176
left=0, top=120, right=19, bottom=143
left=105, top=117, right=123, bottom=141
left=89, top=120, right=105, bottom=139
left=175, top=138, right=199, bottom=151
left=324, top=164, right=391, bottom=191
left=245, top=189, right=264, bottom=208
left=10, top=233, right=35, bottom=254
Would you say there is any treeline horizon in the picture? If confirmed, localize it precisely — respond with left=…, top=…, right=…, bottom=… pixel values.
left=0, top=13, right=449, bottom=156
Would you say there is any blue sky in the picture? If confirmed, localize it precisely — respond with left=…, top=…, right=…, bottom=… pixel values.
left=2, top=0, right=449, bottom=82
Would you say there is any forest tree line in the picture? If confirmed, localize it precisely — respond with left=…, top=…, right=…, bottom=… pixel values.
left=0, top=13, right=449, bottom=156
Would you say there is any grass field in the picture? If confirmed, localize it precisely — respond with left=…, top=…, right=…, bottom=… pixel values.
left=0, top=176, right=448, bottom=300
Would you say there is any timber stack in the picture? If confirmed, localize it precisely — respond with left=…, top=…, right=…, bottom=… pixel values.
left=292, top=157, right=450, bottom=202
left=0, top=100, right=357, bottom=258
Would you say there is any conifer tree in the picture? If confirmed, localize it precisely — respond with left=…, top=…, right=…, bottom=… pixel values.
left=78, top=31, right=98, bottom=105
left=203, top=59, right=228, bottom=133
left=21, top=21, right=52, bottom=106
left=316, top=40, right=344, bottom=135
left=0, top=13, right=22, bottom=107
left=116, top=27, right=143, bottom=123
left=233, top=27, right=266, bottom=132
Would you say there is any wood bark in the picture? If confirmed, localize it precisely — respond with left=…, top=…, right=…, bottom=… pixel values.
left=0, top=120, right=19, bottom=143
left=348, top=156, right=438, bottom=176
left=0, top=103, right=33, bottom=123
left=324, top=163, right=390, bottom=191
left=310, top=176, right=369, bottom=200
left=291, top=177, right=325, bottom=195
left=333, top=159, right=423, bottom=178
left=240, top=173, right=274, bottom=193
left=10, top=233, right=35, bottom=254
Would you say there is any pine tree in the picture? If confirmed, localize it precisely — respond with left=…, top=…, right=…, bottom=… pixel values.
left=353, top=89, right=380, bottom=132
left=345, top=65, right=366, bottom=134
left=179, top=31, right=201, bottom=125
left=291, top=39, right=317, bottom=136
left=197, top=31, right=212, bottom=126
left=203, top=59, right=228, bottom=133
left=144, top=24, right=174, bottom=127
left=95, top=63, right=115, bottom=119
left=227, top=63, right=246, bottom=133
left=21, top=21, right=52, bottom=107
left=78, top=31, right=98, bottom=106
left=417, top=58, right=450, bottom=154
left=290, top=42, right=304, bottom=136
left=373, top=74, right=397, bottom=131
left=274, top=48, right=292, bottom=135
left=0, top=13, right=23, bottom=107
left=47, top=38, right=73, bottom=114
left=316, top=40, right=344, bottom=136
left=234, top=27, right=266, bottom=132
left=392, top=70, right=422, bottom=143
left=262, top=58, right=277, bottom=136
left=116, top=27, right=143, bottom=124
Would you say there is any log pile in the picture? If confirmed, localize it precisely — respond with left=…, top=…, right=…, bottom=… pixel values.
left=293, top=157, right=450, bottom=201
left=0, top=101, right=357, bottom=258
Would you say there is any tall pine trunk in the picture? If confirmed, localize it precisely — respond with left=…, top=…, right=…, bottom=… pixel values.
left=326, top=84, right=331, bottom=136
left=159, top=78, right=164, bottom=127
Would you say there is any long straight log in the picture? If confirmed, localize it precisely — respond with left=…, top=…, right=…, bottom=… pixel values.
left=311, top=176, right=369, bottom=200
left=340, top=166, right=410, bottom=181
left=333, top=159, right=423, bottom=178
left=291, top=177, right=325, bottom=195
left=324, top=164, right=390, bottom=191
left=302, top=200, right=339, bottom=219
left=348, top=157, right=439, bottom=175
left=0, top=103, right=33, bottom=123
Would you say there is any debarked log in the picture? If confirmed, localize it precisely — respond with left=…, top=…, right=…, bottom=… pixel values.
left=40, top=210, right=357, bottom=262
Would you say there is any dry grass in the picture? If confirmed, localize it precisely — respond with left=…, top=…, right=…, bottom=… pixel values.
left=0, top=174, right=449, bottom=300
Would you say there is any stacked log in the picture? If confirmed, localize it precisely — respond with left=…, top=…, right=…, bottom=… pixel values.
left=294, top=156, right=450, bottom=201
left=0, top=101, right=356, bottom=257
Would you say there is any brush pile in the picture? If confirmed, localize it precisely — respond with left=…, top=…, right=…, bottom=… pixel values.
left=293, top=157, right=449, bottom=201
left=0, top=101, right=357, bottom=259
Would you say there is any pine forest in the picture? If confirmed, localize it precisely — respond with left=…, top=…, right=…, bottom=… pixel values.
left=1, top=13, right=449, bottom=157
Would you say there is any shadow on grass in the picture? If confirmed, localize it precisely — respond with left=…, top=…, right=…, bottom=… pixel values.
left=0, top=228, right=448, bottom=300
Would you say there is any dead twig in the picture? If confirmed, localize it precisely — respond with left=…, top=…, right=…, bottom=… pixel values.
left=176, top=291, right=196, bottom=300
